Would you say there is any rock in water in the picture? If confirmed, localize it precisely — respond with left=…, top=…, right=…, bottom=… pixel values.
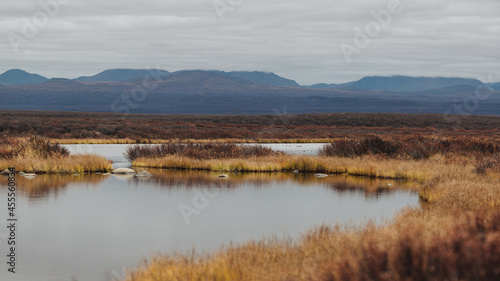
left=22, top=173, right=37, bottom=179
left=135, top=170, right=152, bottom=177
left=218, top=174, right=229, bottom=178
left=112, top=168, right=136, bottom=174
left=314, top=173, right=328, bottom=178
left=0, top=169, right=11, bottom=175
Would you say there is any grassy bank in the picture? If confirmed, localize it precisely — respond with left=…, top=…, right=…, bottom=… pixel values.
left=0, top=154, right=112, bottom=173
left=123, top=140, right=500, bottom=281
left=125, top=209, right=500, bottom=281
left=123, top=159, right=500, bottom=281
left=0, top=135, right=112, bottom=173
left=133, top=154, right=431, bottom=181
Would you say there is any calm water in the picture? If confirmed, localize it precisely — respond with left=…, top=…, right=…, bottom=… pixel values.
left=0, top=144, right=419, bottom=281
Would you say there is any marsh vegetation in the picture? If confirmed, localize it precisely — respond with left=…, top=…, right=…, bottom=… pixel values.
left=0, top=135, right=112, bottom=173
left=121, top=134, right=500, bottom=281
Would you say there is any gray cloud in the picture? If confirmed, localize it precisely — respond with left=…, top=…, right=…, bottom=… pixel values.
left=0, top=0, right=498, bottom=85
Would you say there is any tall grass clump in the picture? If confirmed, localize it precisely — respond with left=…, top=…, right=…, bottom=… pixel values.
left=319, top=136, right=398, bottom=158
left=0, top=135, right=111, bottom=173
left=123, top=210, right=500, bottom=281
left=320, top=135, right=500, bottom=159
left=0, top=135, right=69, bottom=159
left=125, top=143, right=281, bottom=162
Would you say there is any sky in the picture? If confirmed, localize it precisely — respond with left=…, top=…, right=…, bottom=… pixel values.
left=0, top=0, right=499, bottom=85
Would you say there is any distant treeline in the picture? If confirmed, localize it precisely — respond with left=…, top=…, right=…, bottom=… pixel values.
left=1, top=110, right=500, bottom=141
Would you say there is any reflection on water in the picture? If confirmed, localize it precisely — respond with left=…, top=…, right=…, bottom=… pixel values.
left=14, top=169, right=419, bottom=200
left=12, top=173, right=106, bottom=199
left=0, top=170, right=419, bottom=281
left=130, top=169, right=419, bottom=198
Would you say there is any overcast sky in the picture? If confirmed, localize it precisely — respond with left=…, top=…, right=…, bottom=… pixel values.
left=1, top=0, right=499, bottom=85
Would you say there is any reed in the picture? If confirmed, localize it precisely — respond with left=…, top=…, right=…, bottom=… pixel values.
left=125, top=143, right=281, bottom=162
left=124, top=210, right=500, bottom=281
left=133, top=154, right=432, bottom=181
left=320, top=135, right=500, bottom=159
left=0, top=154, right=113, bottom=173
left=1, top=135, right=69, bottom=158
left=0, top=135, right=112, bottom=173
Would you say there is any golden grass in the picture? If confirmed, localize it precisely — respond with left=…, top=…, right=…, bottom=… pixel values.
left=124, top=153, right=500, bottom=281
left=54, top=138, right=138, bottom=144
left=133, top=154, right=434, bottom=181
left=125, top=209, right=500, bottom=281
left=0, top=154, right=113, bottom=173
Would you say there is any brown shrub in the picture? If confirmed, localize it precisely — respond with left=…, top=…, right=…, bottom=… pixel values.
left=125, top=143, right=280, bottom=162
left=0, top=135, right=69, bottom=159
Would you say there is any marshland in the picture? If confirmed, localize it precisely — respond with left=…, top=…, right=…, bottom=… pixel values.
left=1, top=111, right=500, bottom=281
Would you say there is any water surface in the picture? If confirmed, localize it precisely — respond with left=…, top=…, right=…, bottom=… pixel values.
left=0, top=144, right=419, bottom=281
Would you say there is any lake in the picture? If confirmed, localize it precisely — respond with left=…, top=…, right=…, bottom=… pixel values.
left=0, top=144, right=419, bottom=281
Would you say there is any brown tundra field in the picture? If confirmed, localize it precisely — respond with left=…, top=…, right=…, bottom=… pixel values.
left=1, top=110, right=500, bottom=281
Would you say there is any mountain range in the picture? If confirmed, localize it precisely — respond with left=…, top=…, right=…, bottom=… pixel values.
left=0, top=68, right=498, bottom=115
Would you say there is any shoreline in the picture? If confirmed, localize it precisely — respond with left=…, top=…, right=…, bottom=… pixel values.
left=0, top=155, right=113, bottom=174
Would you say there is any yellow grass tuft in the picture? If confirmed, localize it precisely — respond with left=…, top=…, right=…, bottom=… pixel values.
left=0, top=154, right=112, bottom=173
left=133, top=154, right=432, bottom=181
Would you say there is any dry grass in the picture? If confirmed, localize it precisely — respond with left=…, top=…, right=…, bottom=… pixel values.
left=0, top=135, right=113, bottom=173
left=133, top=154, right=435, bottom=181
left=124, top=147, right=500, bottom=281
left=125, top=143, right=280, bottom=162
left=124, top=210, right=500, bottom=281
left=0, top=154, right=112, bottom=173
left=320, top=135, right=500, bottom=159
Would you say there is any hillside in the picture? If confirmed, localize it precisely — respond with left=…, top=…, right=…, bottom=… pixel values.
left=350, top=76, right=484, bottom=92
left=0, top=69, right=499, bottom=115
left=0, top=69, right=48, bottom=85
left=226, top=71, right=299, bottom=87
left=74, top=69, right=170, bottom=82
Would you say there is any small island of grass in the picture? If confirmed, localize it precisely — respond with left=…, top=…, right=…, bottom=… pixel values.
left=0, top=135, right=112, bottom=174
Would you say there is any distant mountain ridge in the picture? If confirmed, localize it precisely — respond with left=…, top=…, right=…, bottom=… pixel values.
left=349, top=76, right=484, bottom=92
left=1, top=68, right=497, bottom=93
left=305, top=82, right=355, bottom=89
left=0, top=69, right=48, bottom=85
left=226, top=71, right=299, bottom=87
left=0, top=69, right=499, bottom=116
left=74, top=69, right=170, bottom=82
left=489, top=82, right=500, bottom=91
